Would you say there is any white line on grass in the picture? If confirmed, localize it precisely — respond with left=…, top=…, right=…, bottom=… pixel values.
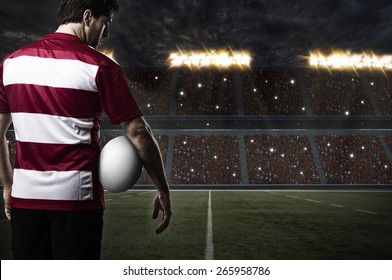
left=330, top=204, right=344, bottom=208
left=119, top=195, right=131, bottom=199
left=138, top=191, right=155, bottom=195
left=205, top=190, right=214, bottom=260
left=104, top=199, right=113, bottom=202
left=305, top=199, right=322, bottom=203
left=286, top=195, right=298, bottom=199
left=355, top=209, right=378, bottom=215
left=266, top=191, right=279, bottom=195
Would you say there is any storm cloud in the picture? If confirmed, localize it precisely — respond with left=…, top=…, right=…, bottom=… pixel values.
left=1, top=0, right=392, bottom=68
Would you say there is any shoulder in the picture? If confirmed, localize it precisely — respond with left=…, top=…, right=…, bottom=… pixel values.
left=5, top=33, right=117, bottom=67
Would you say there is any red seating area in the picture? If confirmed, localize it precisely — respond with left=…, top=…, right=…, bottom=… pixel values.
left=383, top=136, right=392, bottom=156
left=244, top=135, right=319, bottom=184
left=367, top=76, right=392, bottom=115
left=171, top=135, right=241, bottom=184
left=304, top=71, right=374, bottom=115
left=3, top=131, right=392, bottom=185
left=175, top=70, right=237, bottom=115
left=241, top=70, right=305, bottom=115
left=122, top=69, right=392, bottom=116
left=126, top=70, right=172, bottom=115
left=315, top=134, right=391, bottom=184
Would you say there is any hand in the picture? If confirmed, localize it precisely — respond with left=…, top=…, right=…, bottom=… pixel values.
left=152, top=192, right=171, bottom=234
left=3, top=187, right=11, bottom=220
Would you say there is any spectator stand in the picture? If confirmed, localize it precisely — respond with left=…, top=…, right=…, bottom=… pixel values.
left=175, top=69, right=237, bottom=115
left=366, top=71, right=392, bottom=115
left=303, top=70, right=374, bottom=115
left=241, top=70, right=306, bottom=115
left=126, top=70, right=173, bottom=116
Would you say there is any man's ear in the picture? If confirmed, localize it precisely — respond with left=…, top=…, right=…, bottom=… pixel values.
left=83, top=9, right=93, bottom=26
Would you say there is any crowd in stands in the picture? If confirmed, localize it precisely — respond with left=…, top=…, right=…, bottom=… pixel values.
left=244, top=135, right=319, bottom=184
left=304, top=71, right=374, bottom=115
left=241, top=70, right=305, bottom=115
left=126, top=70, right=172, bottom=115
left=315, top=134, right=391, bottom=184
left=367, top=76, right=392, bottom=115
left=3, top=131, right=392, bottom=185
left=175, top=70, right=237, bottom=115
left=384, top=136, right=392, bottom=152
left=171, top=135, right=242, bottom=184
left=121, top=68, right=392, bottom=116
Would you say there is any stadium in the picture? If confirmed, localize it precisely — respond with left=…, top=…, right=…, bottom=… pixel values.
left=1, top=66, right=392, bottom=260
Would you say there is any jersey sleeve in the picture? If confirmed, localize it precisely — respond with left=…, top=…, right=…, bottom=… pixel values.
left=0, top=60, right=11, bottom=113
left=96, top=60, right=142, bottom=125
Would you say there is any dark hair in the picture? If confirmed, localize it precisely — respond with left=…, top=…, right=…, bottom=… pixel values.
left=58, top=0, right=119, bottom=25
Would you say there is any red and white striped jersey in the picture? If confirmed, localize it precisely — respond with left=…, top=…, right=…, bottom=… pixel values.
left=0, top=33, right=142, bottom=211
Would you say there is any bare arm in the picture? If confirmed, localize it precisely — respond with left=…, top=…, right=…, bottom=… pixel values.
left=121, top=116, right=171, bottom=234
left=0, top=113, right=13, bottom=220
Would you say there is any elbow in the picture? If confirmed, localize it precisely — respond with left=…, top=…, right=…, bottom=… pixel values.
left=132, top=126, right=152, bottom=145
left=121, top=118, right=153, bottom=150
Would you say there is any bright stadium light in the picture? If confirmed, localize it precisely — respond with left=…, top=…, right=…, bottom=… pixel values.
left=168, top=48, right=252, bottom=69
left=308, top=50, right=392, bottom=71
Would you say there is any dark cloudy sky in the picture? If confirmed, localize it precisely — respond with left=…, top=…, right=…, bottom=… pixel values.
left=1, top=0, right=392, bottom=68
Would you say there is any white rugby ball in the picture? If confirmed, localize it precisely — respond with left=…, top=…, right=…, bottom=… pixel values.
left=99, top=136, right=143, bottom=192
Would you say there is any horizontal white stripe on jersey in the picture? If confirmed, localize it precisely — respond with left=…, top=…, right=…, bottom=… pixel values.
left=12, top=113, right=93, bottom=145
left=12, top=169, right=93, bottom=201
left=3, top=55, right=99, bottom=92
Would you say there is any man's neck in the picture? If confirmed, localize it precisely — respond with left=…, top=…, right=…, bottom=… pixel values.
left=56, top=23, right=85, bottom=43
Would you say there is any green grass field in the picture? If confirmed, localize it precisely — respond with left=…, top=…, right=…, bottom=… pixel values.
left=1, top=189, right=392, bottom=259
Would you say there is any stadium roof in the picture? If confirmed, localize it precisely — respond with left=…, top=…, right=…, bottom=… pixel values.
left=1, top=0, right=392, bottom=69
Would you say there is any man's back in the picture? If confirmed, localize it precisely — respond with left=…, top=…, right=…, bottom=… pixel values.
left=0, top=32, right=141, bottom=211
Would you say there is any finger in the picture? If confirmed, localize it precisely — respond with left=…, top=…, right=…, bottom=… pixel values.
left=155, top=209, right=171, bottom=234
left=155, top=216, right=170, bottom=234
left=152, top=195, right=162, bottom=219
left=152, top=206, right=159, bottom=219
left=3, top=190, right=12, bottom=221
left=5, top=208, right=11, bottom=221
